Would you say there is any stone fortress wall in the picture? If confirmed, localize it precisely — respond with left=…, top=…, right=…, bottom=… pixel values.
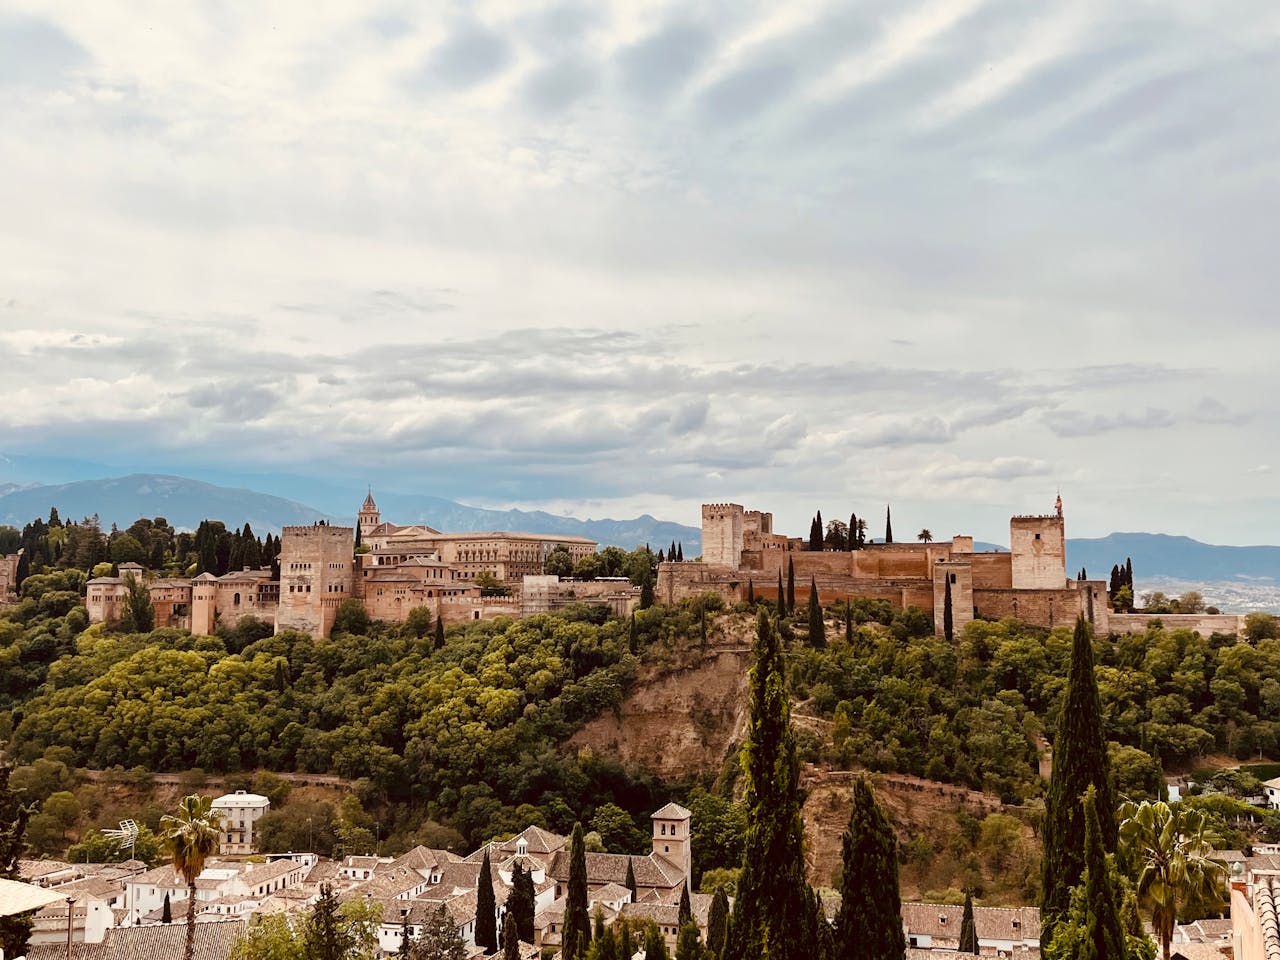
left=660, top=498, right=1238, bottom=638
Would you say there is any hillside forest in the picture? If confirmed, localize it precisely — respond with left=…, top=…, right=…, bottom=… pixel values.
left=3, top=562, right=1280, bottom=904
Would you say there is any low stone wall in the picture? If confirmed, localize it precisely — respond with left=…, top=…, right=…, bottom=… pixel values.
left=1107, top=612, right=1244, bottom=637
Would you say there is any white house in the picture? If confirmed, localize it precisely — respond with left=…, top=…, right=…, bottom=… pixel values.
left=1263, top=777, right=1280, bottom=810
left=210, top=789, right=271, bottom=854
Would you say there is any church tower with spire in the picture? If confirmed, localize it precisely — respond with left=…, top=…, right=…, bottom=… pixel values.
left=358, top=490, right=381, bottom=538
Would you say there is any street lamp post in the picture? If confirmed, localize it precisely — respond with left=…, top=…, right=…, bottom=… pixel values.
left=65, top=896, right=74, bottom=960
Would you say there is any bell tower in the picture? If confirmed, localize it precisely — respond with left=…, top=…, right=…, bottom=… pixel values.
left=358, top=489, right=381, bottom=538
left=650, top=802, right=692, bottom=889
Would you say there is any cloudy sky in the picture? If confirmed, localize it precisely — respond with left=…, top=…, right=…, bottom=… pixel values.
left=2, top=0, right=1279, bottom=544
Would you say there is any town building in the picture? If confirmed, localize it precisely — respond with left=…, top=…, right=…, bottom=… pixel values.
left=900, top=901, right=1041, bottom=953
left=210, top=790, right=271, bottom=855
left=0, top=549, right=21, bottom=599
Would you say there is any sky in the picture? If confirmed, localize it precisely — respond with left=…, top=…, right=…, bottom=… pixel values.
left=1, top=0, right=1279, bottom=545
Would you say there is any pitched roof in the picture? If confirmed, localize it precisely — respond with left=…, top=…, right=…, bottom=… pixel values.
left=899, top=901, right=1041, bottom=941
left=650, top=802, right=692, bottom=821
left=547, top=852, right=684, bottom=890
left=27, top=920, right=245, bottom=960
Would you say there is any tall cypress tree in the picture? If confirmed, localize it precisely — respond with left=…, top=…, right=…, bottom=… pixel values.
left=844, top=602, right=853, bottom=644
left=1041, top=615, right=1116, bottom=949
left=777, top=571, right=786, bottom=619
left=722, top=611, right=814, bottom=959
left=644, top=923, right=671, bottom=960
left=707, top=886, right=729, bottom=958
left=786, top=557, right=795, bottom=615
left=629, top=612, right=638, bottom=655
left=0, top=753, right=34, bottom=960
left=958, top=890, right=977, bottom=954
left=640, top=574, right=655, bottom=610
left=943, top=575, right=954, bottom=644
left=509, top=862, right=535, bottom=942
left=679, top=883, right=693, bottom=927
left=434, top=615, right=445, bottom=651
left=677, top=543, right=684, bottom=562
left=810, top=512, right=824, bottom=552
left=624, top=858, right=637, bottom=900
left=476, top=849, right=497, bottom=953
left=1124, top=557, right=1133, bottom=589
left=747, top=580, right=755, bottom=604
left=833, top=775, right=905, bottom=960
left=501, top=913, right=521, bottom=960
left=162, top=892, right=172, bottom=924
left=884, top=505, right=893, bottom=544
left=1080, top=785, right=1127, bottom=960
left=849, top=513, right=859, bottom=549
left=808, top=576, right=825, bottom=648
left=563, top=823, right=591, bottom=960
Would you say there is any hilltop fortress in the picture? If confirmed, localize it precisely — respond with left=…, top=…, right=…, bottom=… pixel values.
left=86, top=492, right=626, bottom=638
left=657, top=498, right=1245, bottom=637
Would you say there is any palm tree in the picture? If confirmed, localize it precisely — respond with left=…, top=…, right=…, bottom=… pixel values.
left=917, top=529, right=933, bottom=543
left=161, top=794, right=222, bottom=960
left=1118, top=799, right=1225, bottom=960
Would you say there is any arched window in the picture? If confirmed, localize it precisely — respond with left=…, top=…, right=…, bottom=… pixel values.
left=233, top=593, right=241, bottom=606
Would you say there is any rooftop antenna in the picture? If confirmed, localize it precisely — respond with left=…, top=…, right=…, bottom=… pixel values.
left=102, top=819, right=140, bottom=861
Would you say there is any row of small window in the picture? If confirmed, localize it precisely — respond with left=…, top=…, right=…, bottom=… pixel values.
left=288, top=563, right=312, bottom=570
left=288, top=585, right=312, bottom=593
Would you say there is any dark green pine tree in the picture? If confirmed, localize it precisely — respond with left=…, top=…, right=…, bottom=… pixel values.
left=304, top=883, right=354, bottom=960
left=679, top=883, right=693, bottom=927
left=1109, top=565, right=1120, bottom=594
left=617, top=921, right=635, bottom=960
left=353, top=521, right=361, bottom=550
left=1080, top=785, right=1128, bottom=960
left=434, top=615, right=445, bottom=652
left=644, top=923, right=671, bottom=960
left=747, top=580, right=755, bottom=604
left=1124, top=557, right=1134, bottom=589
left=629, top=612, right=638, bottom=655
left=810, top=886, right=835, bottom=960
left=722, top=611, right=815, bottom=960
left=833, top=775, right=905, bottom=960
left=657, top=548, right=666, bottom=563
left=808, top=577, right=825, bottom=648
left=884, top=505, right=893, bottom=544
left=958, top=890, right=977, bottom=954
left=501, top=913, right=521, bottom=960
left=162, top=892, right=172, bottom=924
left=640, top=574, right=655, bottom=610
left=476, top=849, right=497, bottom=954
left=707, top=886, right=729, bottom=958
left=1041, top=615, right=1116, bottom=950
left=509, top=863, right=535, bottom=942
left=786, top=557, right=795, bottom=615
left=0, top=754, right=34, bottom=960
left=563, top=823, right=591, bottom=960
left=777, top=571, right=786, bottom=619
left=677, top=543, right=684, bottom=562
left=810, top=513, right=823, bottom=552
left=943, top=575, right=954, bottom=644
left=849, top=513, right=859, bottom=549
left=844, top=603, right=853, bottom=644
left=671, top=540, right=678, bottom=561
left=676, top=921, right=705, bottom=960
left=624, top=858, right=637, bottom=900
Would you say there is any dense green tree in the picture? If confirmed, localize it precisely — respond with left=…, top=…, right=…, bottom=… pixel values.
left=808, top=577, right=825, bottom=648
left=476, top=849, right=497, bottom=953
left=723, top=611, right=814, bottom=959
left=404, top=605, right=433, bottom=640
left=230, top=913, right=303, bottom=960
left=332, top=599, right=372, bottom=636
left=1080, top=786, right=1128, bottom=960
left=1042, top=617, right=1116, bottom=949
left=545, top=546, right=574, bottom=577
left=777, top=571, right=786, bottom=619
left=508, top=862, right=535, bottom=942
left=121, top=571, right=155, bottom=632
left=408, top=904, right=467, bottom=960
left=786, top=558, right=795, bottom=616
left=958, top=890, right=977, bottom=954
left=676, top=921, right=705, bottom=960
left=849, top=513, right=859, bottom=549
left=563, top=823, right=591, bottom=960
left=640, top=576, right=655, bottom=610
left=644, top=922, right=671, bottom=960
left=434, top=615, right=445, bottom=651
left=500, top=914, right=520, bottom=960
left=625, top=858, right=637, bottom=900
left=162, top=793, right=223, bottom=960
left=809, top=513, right=823, bottom=552
left=592, top=803, right=646, bottom=854
left=679, top=883, right=693, bottom=927
left=833, top=775, right=905, bottom=959
left=0, top=750, right=33, bottom=960
left=707, top=886, right=729, bottom=958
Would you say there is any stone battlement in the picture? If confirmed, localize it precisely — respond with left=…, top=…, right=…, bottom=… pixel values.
left=281, top=524, right=354, bottom=536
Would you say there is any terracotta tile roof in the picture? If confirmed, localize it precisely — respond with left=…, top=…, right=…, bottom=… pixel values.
left=1253, top=877, right=1280, bottom=960
left=899, top=901, right=1041, bottom=941
left=547, top=852, right=683, bottom=890
left=28, top=921, right=245, bottom=960
left=394, top=846, right=457, bottom=874
left=650, top=803, right=692, bottom=821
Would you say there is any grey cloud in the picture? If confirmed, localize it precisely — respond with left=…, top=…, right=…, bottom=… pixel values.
left=860, top=416, right=954, bottom=447
left=1193, top=397, right=1250, bottom=426
left=929, top=457, right=1051, bottom=482
left=1043, top=408, right=1177, bottom=438
left=523, top=56, right=599, bottom=113
left=184, top=383, right=284, bottom=422
left=0, top=15, right=86, bottom=87
left=698, top=61, right=796, bottom=127
left=617, top=23, right=713, bottom=100
left=414, top=22, right=512, bottom=89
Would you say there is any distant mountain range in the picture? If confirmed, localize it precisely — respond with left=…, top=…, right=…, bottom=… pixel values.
left=0, top=474, right=702, bottom=552
left=1, top=474, right=1279, bottom=581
